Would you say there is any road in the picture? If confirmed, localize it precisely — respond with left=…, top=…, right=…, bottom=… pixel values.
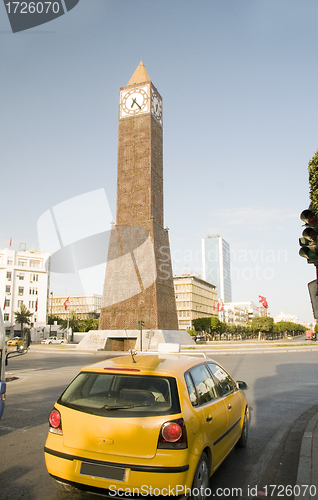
left=1, top=347, right=318, bottom=499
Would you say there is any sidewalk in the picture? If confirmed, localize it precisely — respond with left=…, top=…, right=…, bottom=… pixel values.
left=297, top=411, right=318, bottom=497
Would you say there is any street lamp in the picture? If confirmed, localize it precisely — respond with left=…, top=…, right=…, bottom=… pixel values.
left=137, top=320, right=144, bottom=351
left=49, top=292, right=53, bottom=336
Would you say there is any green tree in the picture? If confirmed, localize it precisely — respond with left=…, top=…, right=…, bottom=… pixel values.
left=192, top=316, right=226, bottom=339
left=59, top=311, right=83, bottom=342
left=78, top=318, right=99, bottom=332
left=192, top=317, right=212, bottom=334
left=187, top=329, right=197, bottom=337
left=48, top=314, right=62, bottom=325
left=14, top=304, right=33, bottom=346
left=274, top=321, right=306, bottom=338
left=308, top=151, right=318, bottom=217
left=250, top=316, right=274, bottom=338
left=210, top=316, right=225, bottom=336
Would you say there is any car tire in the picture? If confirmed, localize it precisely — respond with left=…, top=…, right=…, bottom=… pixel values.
left=236, top=409, right=248, bottom=448
left=189, top=451, right=210, bottom=500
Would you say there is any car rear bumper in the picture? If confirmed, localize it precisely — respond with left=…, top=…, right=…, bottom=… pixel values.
left=45, top=446, right=196, bottom=496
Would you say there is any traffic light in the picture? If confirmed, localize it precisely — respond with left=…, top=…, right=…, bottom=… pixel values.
left=299, top=209, right=318, bottom=263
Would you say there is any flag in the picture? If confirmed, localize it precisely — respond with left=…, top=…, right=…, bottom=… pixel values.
left=218, top=300, right=224, bottom=311
left=259, top=295, right=268, bottom=308
left=9, top=238, right=12, bottom=246
left=64, top=297, right=70, bottom=310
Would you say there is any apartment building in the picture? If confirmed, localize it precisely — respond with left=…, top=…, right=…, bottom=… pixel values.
left=173, top=274, right=218, bottom=331
left=0, top=247, right=51, bottom=335
left=49, top=294, right=102, bottom=320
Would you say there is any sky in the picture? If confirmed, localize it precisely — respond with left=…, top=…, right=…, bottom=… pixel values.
left=1, top=0, right=318, bottom=324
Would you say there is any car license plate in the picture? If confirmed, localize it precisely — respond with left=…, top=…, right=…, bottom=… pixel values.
left=80, top=461, right=126, bottom=481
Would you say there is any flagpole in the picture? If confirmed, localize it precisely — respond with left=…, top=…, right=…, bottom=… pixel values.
left=63, top=297, right=70, bottom=340
left=67, top=308, right=69, bottom=341
left=0, top=307, right=6, bottom=384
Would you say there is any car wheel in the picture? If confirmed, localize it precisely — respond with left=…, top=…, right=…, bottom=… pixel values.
left=189, top=452, right=210, bottom=500
left=236, top=409, right=248, bottom=448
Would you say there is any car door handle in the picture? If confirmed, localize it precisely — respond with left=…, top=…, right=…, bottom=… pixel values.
left=227, top=405, right=232, bottom=410
left=206, top=416, right=213, bottom=422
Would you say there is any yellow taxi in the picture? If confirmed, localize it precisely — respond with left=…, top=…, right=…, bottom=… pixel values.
left=7, top=336, right=23, bottom=346
left=44, top=354, right=249, bottom=498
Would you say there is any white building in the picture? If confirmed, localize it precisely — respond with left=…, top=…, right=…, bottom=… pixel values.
left=173, top=274, right=218, bottom=331
left=219, top=303, right=249, bottom=326
left=49, top=294, right=102, bottom=320
left=0, top=247, right=51, bottom=335
left=229, top=301, right=260, bottom=321
left=274, top=312, right=299, bottom=324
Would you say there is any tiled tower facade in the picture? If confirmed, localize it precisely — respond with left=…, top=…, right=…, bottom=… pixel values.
left=99, top=62, right=178, bottom=331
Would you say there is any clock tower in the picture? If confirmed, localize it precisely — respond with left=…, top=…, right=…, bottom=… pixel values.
left=99, top=61, right=178, bottom=331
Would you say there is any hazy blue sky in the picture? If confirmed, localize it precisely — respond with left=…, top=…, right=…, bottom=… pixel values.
left=1, top=0, right=318, bottom=323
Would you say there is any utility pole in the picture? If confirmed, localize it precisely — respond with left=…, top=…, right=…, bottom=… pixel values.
left=49, top=292, right=53, bottom=336
left=137, top=320, right=144, bottom=351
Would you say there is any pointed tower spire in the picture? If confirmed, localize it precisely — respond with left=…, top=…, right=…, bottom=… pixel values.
left=127, top=60, right=151, bottom=86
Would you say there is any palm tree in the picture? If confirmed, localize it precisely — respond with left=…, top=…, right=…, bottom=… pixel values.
left=14, top=304, right=33, bottom=347
left=59, top=311, right=82, bottom=342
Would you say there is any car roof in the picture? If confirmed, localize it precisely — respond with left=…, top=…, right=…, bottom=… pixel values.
left=81, top=354, right=214, bottom=377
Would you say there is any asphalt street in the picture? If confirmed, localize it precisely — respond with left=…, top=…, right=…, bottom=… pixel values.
left=0, top=347, right=317, bottom=499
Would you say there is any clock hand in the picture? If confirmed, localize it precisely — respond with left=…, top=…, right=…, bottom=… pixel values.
left=131, top=98, right=141, bottom=110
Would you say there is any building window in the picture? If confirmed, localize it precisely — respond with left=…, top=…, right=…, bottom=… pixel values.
left=4, top=314, right=9, bottom=321
left=29, top=260, right=41, bottom=268
left=5, top=285, right=11, bottom=293
left=6, top=272, right=12, bottom=280
left=19, top=274, right=25, bottom=280
left=18, top=260, right=27, bottom=267
left=18, top=287, right=24, bottom=295
left=30, top=274, right=38, bottom=282
left=4, top=299, right=10, bottom=308
left=17, top=300, right=23, bottom=308
left=7, top=259, right=12, bottom=265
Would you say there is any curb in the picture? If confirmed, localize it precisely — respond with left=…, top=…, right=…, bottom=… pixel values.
left=296, top=411, right=318, bottom=498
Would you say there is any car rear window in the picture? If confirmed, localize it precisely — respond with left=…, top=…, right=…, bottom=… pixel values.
left=58, top=372, right=181, bottom=417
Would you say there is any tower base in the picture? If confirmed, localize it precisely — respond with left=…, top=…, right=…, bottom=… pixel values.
left=76, top=329, right=195, bottom=352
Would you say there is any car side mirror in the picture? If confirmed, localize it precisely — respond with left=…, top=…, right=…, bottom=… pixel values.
left=236, top=381, right=248, bottom=390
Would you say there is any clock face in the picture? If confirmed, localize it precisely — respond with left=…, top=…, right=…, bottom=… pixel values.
left=151, top=88, right=163, bottom=125
left=120, top=85, right=150, bottom=118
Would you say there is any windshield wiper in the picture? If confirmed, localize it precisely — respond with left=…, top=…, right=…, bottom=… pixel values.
left=104, top=404, right=150, bottom=411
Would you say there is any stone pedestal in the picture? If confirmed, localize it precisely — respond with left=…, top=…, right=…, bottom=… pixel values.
left=76, top=329, right=195, bottom=352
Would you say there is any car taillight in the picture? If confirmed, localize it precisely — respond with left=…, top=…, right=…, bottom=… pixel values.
left=162, top=422, right=182, bottom=442
left=157, top=418, right=187, bottom=449
left=49, top=408, right=62, bottom=435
